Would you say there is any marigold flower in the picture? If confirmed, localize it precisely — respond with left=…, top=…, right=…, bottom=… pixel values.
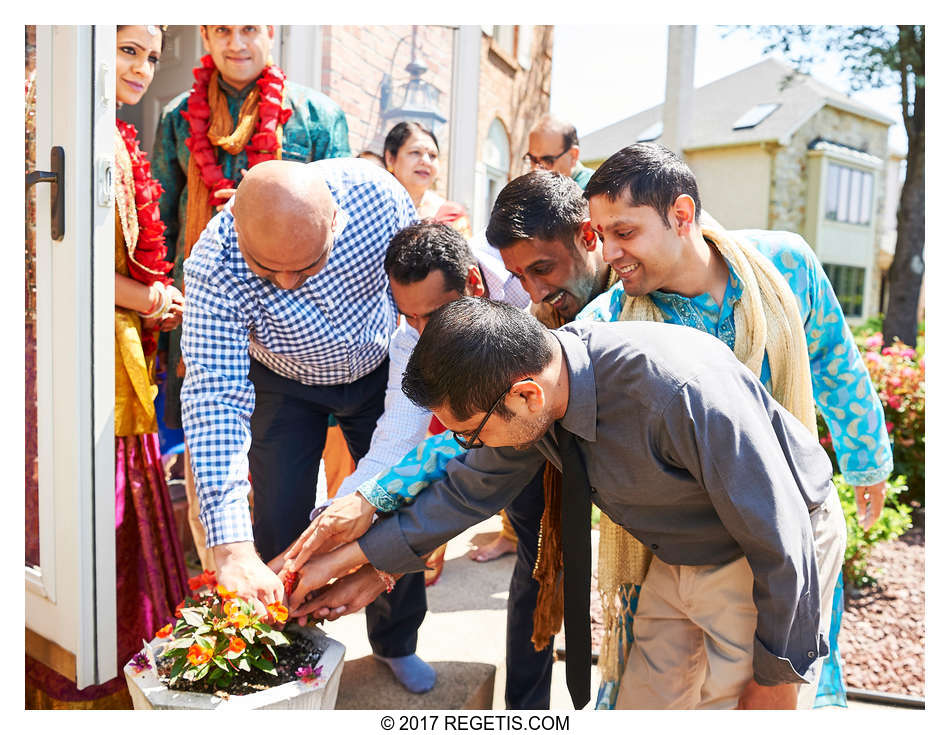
left=186, top=643, right=212, bottom=666
left=267, top=601, right=289, bottom=623
left=155, top=623, right=173, bottom=638
left=227, top=636, right=247, bottom=654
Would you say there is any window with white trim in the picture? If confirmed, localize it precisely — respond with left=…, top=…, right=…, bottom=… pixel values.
left=823, top=263, right=866, bottom=317
left=825, top=163, right=874, bottom=226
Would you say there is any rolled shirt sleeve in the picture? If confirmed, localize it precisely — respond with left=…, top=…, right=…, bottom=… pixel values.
left=658, top=365, right=832, bottom=686
left=358, top=443, right=546, bottom=574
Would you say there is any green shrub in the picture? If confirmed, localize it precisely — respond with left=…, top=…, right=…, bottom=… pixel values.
left=835, top=475, right=913, bottom=588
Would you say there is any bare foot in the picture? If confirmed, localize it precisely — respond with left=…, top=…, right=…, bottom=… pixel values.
left=467, top=533, right=516, bottom=563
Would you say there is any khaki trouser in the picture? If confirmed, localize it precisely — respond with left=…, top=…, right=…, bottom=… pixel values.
left=617, top=488, right=846, bottom=709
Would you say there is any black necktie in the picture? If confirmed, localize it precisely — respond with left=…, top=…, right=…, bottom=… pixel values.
left=555, top=423, right=592, bottom=710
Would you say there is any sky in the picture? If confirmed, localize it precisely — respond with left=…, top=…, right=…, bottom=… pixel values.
left=550, top=25, right=908, bottom=154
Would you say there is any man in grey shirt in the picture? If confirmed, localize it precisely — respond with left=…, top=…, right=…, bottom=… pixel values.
left=287, top=297, right=846, bottom=709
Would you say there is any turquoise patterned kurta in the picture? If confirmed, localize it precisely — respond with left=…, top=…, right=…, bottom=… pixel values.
left=577, top=229, right=892, bottom=487
left=153, top=75, right=352, bottom=428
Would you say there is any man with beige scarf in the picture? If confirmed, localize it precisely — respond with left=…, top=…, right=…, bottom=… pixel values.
left=153, top=25, right=351, bottom=572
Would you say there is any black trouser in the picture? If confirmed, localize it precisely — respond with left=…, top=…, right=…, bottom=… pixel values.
left=247, top=358, right=427, bottom=658
left=504, top=468, right=554, bottom=709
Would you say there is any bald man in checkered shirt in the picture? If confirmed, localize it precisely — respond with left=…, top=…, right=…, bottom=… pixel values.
left=180, top=158, right=435, bottom=692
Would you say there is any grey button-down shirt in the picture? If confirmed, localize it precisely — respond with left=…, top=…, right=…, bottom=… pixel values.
left=359, top=319, right=834, bottom=686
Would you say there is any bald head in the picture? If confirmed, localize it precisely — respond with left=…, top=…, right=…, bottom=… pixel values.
left=527, top=115, right=580, bottom=177
left=232, top=161, right=337, bottom=290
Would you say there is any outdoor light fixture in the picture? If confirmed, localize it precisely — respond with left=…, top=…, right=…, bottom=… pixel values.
left=380, top=26, right=447, bottom=135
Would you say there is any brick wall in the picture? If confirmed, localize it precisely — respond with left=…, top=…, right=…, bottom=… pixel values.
left=322, top=25, right=454, bottom=197
left=476, top=26, right=553, bottom=179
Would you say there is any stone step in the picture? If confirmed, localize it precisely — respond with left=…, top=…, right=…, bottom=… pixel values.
left=334, top=656, right=495, bottom=710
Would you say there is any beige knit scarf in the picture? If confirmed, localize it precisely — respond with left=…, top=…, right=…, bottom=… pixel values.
left=596, top=224, right=818, bottom=684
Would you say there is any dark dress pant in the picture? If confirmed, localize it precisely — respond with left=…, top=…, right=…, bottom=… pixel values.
left=247, top=357, right=427, bottom=658
left=504, top=467, right=554, bottom=708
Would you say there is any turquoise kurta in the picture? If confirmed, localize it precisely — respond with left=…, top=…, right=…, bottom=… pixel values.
left=570, top=162, right=595, bottom=190
left=152, top=75, right=352, bottom=428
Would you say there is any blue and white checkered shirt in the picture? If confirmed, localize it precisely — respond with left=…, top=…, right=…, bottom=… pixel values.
left=181, top=158, right=417, bottom=547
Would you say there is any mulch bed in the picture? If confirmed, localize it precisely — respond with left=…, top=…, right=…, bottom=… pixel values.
left=586, top=517, right=925, bottom=699
left=839, top=520, right=925, bottom=697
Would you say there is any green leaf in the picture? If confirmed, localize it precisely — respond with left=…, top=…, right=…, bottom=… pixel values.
left=164, top=637, right=195, bottom=651
left=212, top=655, right=229, bottom=672
left=237, top=657, right=251, bottom=672
left=248, top=654, right=277, bottom=676
left=169, top=655, right=188, bottom=683
left=260, top=630, right=290, bottom=646
left=241, top=627, right=257, bottom=643
left=192, top=662, right=211, bottom=681
left=195, top=624, right=212, bottom=635
left=180, top=607, right=206, bottom=627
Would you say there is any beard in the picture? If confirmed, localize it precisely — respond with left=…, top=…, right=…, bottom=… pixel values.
left=509, top=411, right=554, bottom=451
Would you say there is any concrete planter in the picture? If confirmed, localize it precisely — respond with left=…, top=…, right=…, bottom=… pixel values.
left=124, top=624, right=345, bottom=710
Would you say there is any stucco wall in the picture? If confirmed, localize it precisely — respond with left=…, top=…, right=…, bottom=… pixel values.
left=685, top=145, right=773, bottom=230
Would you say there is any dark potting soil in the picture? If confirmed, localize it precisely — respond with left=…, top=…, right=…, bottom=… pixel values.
left=156, top=628, right=327, bottom=698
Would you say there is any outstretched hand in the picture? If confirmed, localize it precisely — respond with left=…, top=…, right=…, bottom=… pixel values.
left=282, top=492, right=376, bottom=572
left=213, top=541, right=284, bottom=623
left=287, top=540, right=370, bottom=612
left=289, top=564, right=389, bottom=624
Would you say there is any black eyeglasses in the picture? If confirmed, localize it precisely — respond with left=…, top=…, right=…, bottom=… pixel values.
left=452, top=379, right=534, bottom=449
left=522, top=146, right=571, bottom=169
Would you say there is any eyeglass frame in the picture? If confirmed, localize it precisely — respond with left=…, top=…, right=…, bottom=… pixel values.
left=451, top=378, right=536, bottom=449
left=522, top=145, right=572, bottom=169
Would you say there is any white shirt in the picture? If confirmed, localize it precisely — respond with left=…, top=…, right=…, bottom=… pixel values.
left=333, top=232, right=530, bottom=499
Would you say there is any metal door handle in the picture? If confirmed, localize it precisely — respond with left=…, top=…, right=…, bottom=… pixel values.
left=25, top=146, right=65, bottom=241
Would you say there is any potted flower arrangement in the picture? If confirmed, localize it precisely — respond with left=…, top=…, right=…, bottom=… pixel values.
left=124, top=570, right=345, bottom=710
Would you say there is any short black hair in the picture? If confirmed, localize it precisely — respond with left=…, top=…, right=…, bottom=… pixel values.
left=485, top=170, right=587, bottom=250
left=383, top=121, right=439, bottom=162
left=584, top=143, right=702, bottom=227
left=403, top=298, right=554, bottom=421
left=385, top=222, right=477, bottom=294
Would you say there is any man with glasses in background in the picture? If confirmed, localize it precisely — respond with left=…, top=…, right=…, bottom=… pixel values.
left=523, top=115, right=595, bottom=190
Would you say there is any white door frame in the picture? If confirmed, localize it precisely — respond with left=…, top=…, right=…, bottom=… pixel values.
left=26, top=24, right=117, bottom=689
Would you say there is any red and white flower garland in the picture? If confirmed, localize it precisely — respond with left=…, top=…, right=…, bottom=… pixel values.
left=181, top=55, right=292, bottom=207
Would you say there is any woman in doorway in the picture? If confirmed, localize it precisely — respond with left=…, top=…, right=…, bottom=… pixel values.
left=26, top=24, right=190, bottom=709
left=384, top=121, right=472, bottom=238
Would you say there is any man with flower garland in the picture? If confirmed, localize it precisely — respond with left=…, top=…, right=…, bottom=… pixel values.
left=154, top=25, right=351, bottom=573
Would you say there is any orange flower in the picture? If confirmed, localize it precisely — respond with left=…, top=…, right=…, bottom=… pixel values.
left=186, top=643, right=212, bottom=666
left=227, top=636, right=246, bottom=654
left=226, top=604, right=250, bottom=629
left=155, top=623, right=173, bottom=638
left=216, top=584, right=237, bottom=600
left=174, top=601, right=186, bottom=618
left=188, top=570, right=217, bottom=591
left=267, top=601, right=289, bottom=623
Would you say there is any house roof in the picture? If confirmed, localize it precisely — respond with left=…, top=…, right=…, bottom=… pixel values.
left=579, top=57, right=894, bottom=163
